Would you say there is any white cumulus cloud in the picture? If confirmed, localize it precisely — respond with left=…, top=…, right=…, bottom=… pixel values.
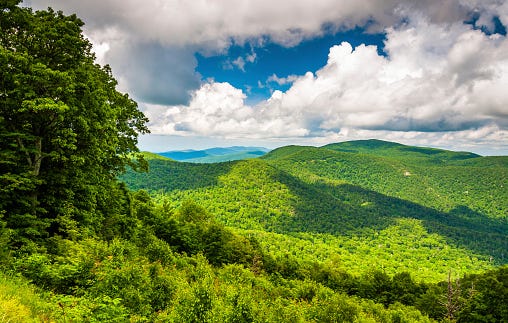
left=145, top=14, right=508, bottom=151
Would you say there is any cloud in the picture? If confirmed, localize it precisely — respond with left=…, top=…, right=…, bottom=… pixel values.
left=232, top=57, right=246, bottom=71
left=103, top=41, right=200, bottom=105
left=246, top=51, right=257, bottom=63
left=258, top=16, right=508, bottom=134
left=225, top=48, right=257, bottom=72
left=145, top=14, right=508, bottom=150
left=29, top=0, right=499, bottom=48
left=267, top=74, right=300, bottom=86
left=29, top=0, right=507, bottom=106
left=146, top=82, right=309, bottom=138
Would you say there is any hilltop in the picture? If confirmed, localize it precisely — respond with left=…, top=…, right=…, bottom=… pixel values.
left=262, top=140, right=507, bottom=219
left=322, top=139, right=480, bottom=161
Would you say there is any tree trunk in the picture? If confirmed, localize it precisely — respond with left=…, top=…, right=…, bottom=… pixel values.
left=16, top=136, right=43, bottom=212
left=33, top=137, right=42, bottom=176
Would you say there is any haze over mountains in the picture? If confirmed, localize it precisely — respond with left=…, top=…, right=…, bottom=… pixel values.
left=156, top=146, right=270, bottom=163
left=153, top=138, right=490, bottom=164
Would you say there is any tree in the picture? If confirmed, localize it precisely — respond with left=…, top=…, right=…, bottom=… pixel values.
left=0, top=2, right=149, bottom=245
left=442, top=271, right=462, bottom=321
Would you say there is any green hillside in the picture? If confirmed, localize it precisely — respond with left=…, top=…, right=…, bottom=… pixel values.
left=262, top=143, right=507, bottom=219
left=120, top=142, right=508, bottom=282
left=141, top=151, right=173, bottom=161
left=122, top=152, right=234, bottom=191
left=322, top=139, right=481, bottom=163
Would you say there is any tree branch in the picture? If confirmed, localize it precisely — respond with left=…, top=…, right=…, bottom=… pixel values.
left=15, top=136, right=33, bottom=168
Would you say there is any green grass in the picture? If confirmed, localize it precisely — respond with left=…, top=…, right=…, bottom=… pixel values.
left=0, top=272, right=55, bottom=322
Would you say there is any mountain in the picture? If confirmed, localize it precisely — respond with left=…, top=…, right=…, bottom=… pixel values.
left=156, top=146, right=270, bottom=163
left=322, top=139, right=481, bottom=162
left=121, top=141, right=508, bottom=282
left=262, top=141, right=507, bottom=219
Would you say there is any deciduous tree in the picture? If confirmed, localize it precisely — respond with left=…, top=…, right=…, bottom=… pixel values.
left=0, top=2, right=148, bottom=244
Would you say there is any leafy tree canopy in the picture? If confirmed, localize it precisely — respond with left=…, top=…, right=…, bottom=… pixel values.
left=0, top=2, right=149, bottom=244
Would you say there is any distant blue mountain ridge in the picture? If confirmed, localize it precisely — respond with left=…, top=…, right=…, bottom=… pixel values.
left=156, top=146, right=270, bottom=163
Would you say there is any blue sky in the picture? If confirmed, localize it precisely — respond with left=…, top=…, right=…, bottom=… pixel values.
left=29, top=1, right=508, bottom=155
left=196, top=28, right=386, bottom=105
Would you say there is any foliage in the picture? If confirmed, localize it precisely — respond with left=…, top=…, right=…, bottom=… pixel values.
left=322, top=139, right=480, bottom=162
left=0, top=272, right=56, bottom=322
left=121, top=153, right=234, bottom=192
left=2, top=186, right=507, bottom=321
left=122, top=153, right=506, bottom=281
left=263, top=144, right=507, bottom=219
left=0, top=2, right=149, bottom=246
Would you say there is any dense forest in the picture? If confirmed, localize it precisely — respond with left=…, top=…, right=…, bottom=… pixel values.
left=1, top=2, right=507, bottom=322
left=122, top=143, right=507, bottom=279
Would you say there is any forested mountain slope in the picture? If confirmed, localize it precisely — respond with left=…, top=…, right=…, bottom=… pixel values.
left=122, top=153, right=234, bottom=191
left=263, top=141, right=507, bottom=219
left=121, top=142, right=508, bottom=282
left=322, top=139, right=481, bottom=162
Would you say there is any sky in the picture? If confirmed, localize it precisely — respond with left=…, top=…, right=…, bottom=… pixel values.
left=27, top=0, right=508, bottom=155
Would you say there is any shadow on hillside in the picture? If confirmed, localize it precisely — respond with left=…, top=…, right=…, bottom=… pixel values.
left=122, top=158, right=508, bottom=263
left=120, top=159, right=236, bottom=192
left=270, top=171, right=508, bottom=264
